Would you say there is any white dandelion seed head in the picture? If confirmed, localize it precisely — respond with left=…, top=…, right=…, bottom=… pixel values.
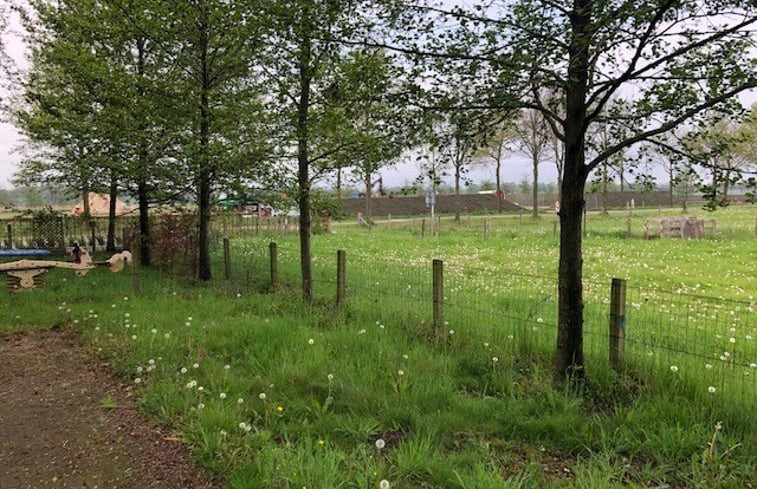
left=131, top=335, right=137, bottom=340
left=180, top=367, right=188, bottom=374
left=224, top=364, right=231, bottom=370
left=134, top=377, right=141, bottom=384
left=148, top=359, right=155, bottom=365
left=197, top=403, right=205, bottom=410
left=705, top=364, right=713, bottom=370
left=397, top=370, right=404, bottom=376
left=327, top=373, right=334, bottom=382
left=237, top=398, right=244, bottom=404
left=259, top=393, right=267, bottom=400
left=379, top=480, right=390, bottom=489
left=136, top=366, right=143, bottom=373
left=193, top=363, right=200, bottom=369
left=708, top=386, right=716, bottom=394
left=492, top=356, right=499, bottom=363
left=670, top=365, right=678, bottom=373
left=375, top=438, right=386, bottom=449
left=308, top=338, right=315, bottom=345
left=151, top=328, right=157, bottom=334
left=220, top=392, right=227, bottom=399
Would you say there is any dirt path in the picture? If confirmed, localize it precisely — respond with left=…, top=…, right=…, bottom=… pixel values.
left=0, top=330, right=220, bottom=489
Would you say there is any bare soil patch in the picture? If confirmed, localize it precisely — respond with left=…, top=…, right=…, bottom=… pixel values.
left=0, top=330, right=220, bottom=489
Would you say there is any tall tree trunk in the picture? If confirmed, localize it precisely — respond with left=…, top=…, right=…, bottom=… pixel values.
left=454, top=163, right=461, bottom=222
left=601, top=161, right=608, bottom=215
left=555, top=0, right=591, bottom=383
left=336, top=167, right=342, bottom=200
left=364, top=173, right=373, bottom=223
left=723, top=169, right=730, bottom=201
left=135, top=38, right=151, bottom=267
left=532, top=154, right=539, bottom=218
left=137, top=181, right=150, bottom=266
left=297, top=8, right=313, bottom=302
left=81, top=184, right=91, bottom=219
left=619, top=162, right=625, bottom=192
left=197, top=10, right=212, bottom=281
left=106, top=176, right=117, bottom=252
left=496, top=142, right=503, bottom=213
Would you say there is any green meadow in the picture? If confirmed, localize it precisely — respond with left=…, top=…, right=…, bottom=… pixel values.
left=1, top=205, right=755, bottom=488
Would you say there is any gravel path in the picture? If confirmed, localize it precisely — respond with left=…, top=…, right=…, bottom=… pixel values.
left=0, top=330, right=220, bottom=489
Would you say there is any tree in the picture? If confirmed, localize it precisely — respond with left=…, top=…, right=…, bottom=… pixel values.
left=386, top=0, right=757, bottom=381
left=160, top=0, right=266, bottom=280
left=474, top=121, right=512, bottom=212
left=259, top=0, right=383, bottom=301
left=511, top=108, right=550, bottom=217
left=331, top=48, right=409, bottom=224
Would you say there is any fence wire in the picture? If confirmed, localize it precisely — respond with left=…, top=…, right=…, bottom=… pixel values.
left=202, top=236, right=756, bottom=410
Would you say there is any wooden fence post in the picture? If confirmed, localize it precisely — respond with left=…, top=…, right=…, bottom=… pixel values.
left=336, top=249, right=346, bottom=306
left=626, top=218, right=632, bottom=239
left=422, top=218, right=426, bottom=238
left=433, top=259, right=444, bottom=343
left=609, top=278, right=627, bottom=372
left=6, top=224, right=12, bottom=248
left=223, top=237, right=231, bottom=279
left=269, top=241, right=278, bottom=289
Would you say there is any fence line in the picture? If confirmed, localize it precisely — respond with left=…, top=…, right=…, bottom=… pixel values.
left=213, top=238, right=755, bottom=411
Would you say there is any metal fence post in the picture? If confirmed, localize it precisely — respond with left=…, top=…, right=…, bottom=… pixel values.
left=609, top=278, right=627, bottom=372
left=336, top=249, right=346, bottom=306
left=269, top=241, right=278, bottom=289
left=433, top=259, right=444, bottom=342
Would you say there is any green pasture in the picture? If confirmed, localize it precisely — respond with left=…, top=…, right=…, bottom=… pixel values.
left=1, top=204, right=755, bottom=488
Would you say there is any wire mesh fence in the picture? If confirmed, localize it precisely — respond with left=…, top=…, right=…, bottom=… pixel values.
left=205, top=235, right=755, bottom=411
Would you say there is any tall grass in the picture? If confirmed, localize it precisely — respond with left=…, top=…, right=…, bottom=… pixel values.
left=0, top=205, right=755, bottom=488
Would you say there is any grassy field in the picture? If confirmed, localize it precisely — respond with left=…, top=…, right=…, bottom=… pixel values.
left=1, top=205, right=755, bottom=488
